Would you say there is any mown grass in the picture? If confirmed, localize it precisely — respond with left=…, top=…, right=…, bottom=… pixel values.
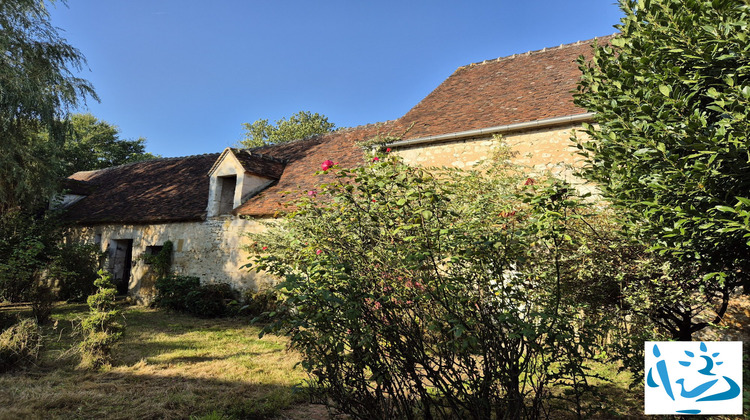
left=0, top=303, right=309, bottom=420
left=4, top=302, right=742, bottom=419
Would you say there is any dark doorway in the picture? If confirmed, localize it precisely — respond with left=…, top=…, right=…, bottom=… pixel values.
left=218, top=175, right=237, bottom=214
left=110, top=239, right=133, bottom=295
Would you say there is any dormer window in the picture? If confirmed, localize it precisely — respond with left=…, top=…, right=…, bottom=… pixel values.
left=206, top=148, right=286, bottom=218
left=218, top=175, right=237, bottom=215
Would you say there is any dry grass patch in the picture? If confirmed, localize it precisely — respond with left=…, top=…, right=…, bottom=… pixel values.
left=0, top=304, right=309, bottom=420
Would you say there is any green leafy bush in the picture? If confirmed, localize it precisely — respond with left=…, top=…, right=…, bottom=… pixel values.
left=29, top=284, right=55, bottom=325
left=574, top=0, right=750, bottom=339
left=0, top=318, right=41, bottom=373
left=49, top=242, right=104, bottom=302
left=154, top=275, right=235, bottom=318
left=250, top=153, right=611, bottom=419
left=0, top=213, right=103, bottom=304
left=79, top=270, right=122, bottom=369
left=153, top=275, right=200, bottom=312
left=0, top=211, right=59, bottom=302
left=185, top=283, right=235, bottom=318
left=241, top=288, right=278, bottom=318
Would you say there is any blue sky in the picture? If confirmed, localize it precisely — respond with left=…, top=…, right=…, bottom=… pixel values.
left=50, top=1, right=623, bottom=158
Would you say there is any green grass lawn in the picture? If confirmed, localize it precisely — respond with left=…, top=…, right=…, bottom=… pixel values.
left=0, top=303, right=310, bottom=420
left=5, top=302, right=742, bottom=419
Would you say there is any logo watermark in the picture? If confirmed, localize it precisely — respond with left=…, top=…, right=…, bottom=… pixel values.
left=644, top=341, right=743, bottom=415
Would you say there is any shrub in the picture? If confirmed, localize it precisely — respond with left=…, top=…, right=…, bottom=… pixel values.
left=79, top=270, right=122, bottom=369
left=49, top=242, right=104, bottom=302
left=153, top=275, right=200, bottom=312
left=154, top=275, right=236, bottom=318
left=0, top=211, right=59, bottom=302
left=29, top=284, right=55, bottom=325
left=574, top=0, right=750, bottom=339
left=241, top=288, right=278, bottom=318
left=250, top=153, right=611, bottom=419
left=185, top=283, right=234, bottom=318
left=0, top=318, right=41, bottom=373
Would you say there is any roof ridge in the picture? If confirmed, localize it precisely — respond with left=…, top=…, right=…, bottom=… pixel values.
left=70, top=152, right=222, bottom=177
left=458, top=33, right=618, bottom=70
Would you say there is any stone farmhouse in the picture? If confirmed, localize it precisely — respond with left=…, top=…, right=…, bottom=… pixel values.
left=61, top=36, right=609, bottom=302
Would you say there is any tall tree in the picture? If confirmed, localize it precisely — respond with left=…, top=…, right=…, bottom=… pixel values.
left=0, top=0, right=97, bottom=213
left=574, top=0, right=750, bottom=339
left=239, top=110, right=335, bottom=148
left=62, top=113, right=157, bottom=174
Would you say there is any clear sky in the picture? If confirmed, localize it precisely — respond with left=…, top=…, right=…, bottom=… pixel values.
left=49, top=1, right=624, bottom=158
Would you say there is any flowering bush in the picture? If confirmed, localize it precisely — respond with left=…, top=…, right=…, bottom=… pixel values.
left=250, top=152, right=611, bottom=419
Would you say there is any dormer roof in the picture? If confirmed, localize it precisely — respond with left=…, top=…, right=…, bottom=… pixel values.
left=208, top=148, right=286, bottom=179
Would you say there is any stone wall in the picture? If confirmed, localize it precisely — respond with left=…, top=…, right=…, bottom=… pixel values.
left=68, top=216, right=273, bottom=303
left=69, top=123, right=595, bottom=303
left=393, top=123, right=595, bottom=194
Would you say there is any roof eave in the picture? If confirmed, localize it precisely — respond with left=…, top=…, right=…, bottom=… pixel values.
left=386, top=112, right=595, bottom=149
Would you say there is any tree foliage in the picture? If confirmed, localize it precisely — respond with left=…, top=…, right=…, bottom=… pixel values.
left=0, top=0, right=97, bottom=213
left=239, top=111, right=335, bottom=148
left=0, top=1, right=105, bottom=306
left=62, top=113, right=157, bottom=175
left=0, top=211, right=61, bottom=302
left=250, top=152, right=611, bottom=419
left=574, top=0, right=750, bottom=339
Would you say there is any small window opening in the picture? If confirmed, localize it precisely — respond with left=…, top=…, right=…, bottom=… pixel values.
left=144, top=246, right=164, bottom=264
left=218, top=175, right=237, bottom=214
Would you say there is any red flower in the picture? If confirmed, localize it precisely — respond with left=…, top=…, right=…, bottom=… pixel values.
left=321, top=160, right=334, bottom=171
left=316, top=249, right=323, bottom=255
left=372, top=157, right=380, bottom=162
left=385, top=148, right=391, bottom=153
left=262, top=246, right=268, bottom=251
left=524, top=177, right=535, bottom=186
left=308, top=190, right=317, bottom=197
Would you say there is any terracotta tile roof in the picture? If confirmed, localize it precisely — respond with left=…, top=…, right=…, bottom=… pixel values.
left=234, top=122, right=395, bottom=217
left=63, top=36, right=611, bottom=223
left=395, top=36, right=612, bottom=139
left=228, top=148, right=286, bottom=179
left=63, top=154, right=220, bottom=224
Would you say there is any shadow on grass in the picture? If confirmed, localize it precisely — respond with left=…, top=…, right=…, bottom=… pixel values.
left=0, top=303, right=310, bottom=420
left=0, top=368, right=310, bottom=420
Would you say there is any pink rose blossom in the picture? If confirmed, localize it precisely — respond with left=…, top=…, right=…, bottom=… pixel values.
left=316, top=249, right=323, bottom=255
left=308, top=190, right=317, bottom=197
left=372, top=157, right=380, bottom=162
left=321, top=160, right=334, bottom=171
